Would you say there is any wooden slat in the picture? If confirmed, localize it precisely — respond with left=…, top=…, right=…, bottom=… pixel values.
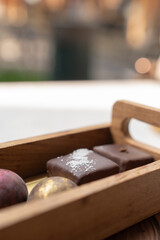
left=108, top=215, right=160, bottom=240
left=1, top=101, right=160, bottom=239
left=0, top=123, right=112, bottom=179
left=111, top=100, right=160, bottom=160
left=1, top=161, right=160, bottom=239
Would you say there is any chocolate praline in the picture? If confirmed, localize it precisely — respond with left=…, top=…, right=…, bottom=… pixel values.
left=46, top=148, right=119, bottom=185
left=93, top=144, right=154, bottom=172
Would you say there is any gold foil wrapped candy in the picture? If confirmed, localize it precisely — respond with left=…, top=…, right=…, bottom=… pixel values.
left=28, top=177, right=77, bottom=201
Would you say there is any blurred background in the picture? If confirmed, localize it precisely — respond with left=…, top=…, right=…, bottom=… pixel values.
left=1, top=0, right=160, bottom=148
left=0, top=0, right=160, bottom=81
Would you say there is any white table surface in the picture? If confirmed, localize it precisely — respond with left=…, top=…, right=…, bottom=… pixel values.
left=0, top=80, right=160, bottom=149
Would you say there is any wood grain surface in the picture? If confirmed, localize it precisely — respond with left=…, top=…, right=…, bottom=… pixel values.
left=1, top=161, right=160, bottom=239
left=109, top=100, right=160, bottom=239
left=111, top=100, right=160, bottom=160
left=25, top=173, right=160, bottom=240
left=107, top=215, right=160, bottom=240
left=1, top=101, right=160, bottom=239
left=0, top=123, right=112, bottom=179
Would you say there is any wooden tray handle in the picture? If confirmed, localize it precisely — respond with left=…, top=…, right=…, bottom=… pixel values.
left=111, top=100, right=160, bottom=159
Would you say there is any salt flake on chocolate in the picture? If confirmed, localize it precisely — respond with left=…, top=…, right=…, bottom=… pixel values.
left=66, top=149, right=96, bottom=173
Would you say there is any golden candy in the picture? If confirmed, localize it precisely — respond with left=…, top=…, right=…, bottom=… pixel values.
left=25, top=174, right=47, bottom=194
left=28, top=177, right=76, bottom=201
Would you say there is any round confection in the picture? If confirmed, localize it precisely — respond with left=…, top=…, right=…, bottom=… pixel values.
left=0, top=169, right=28, bottom=209
left=28, top=177, right=77, bottom=201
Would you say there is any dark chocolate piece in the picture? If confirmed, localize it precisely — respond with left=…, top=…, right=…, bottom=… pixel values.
left=46, top=148, right=119, bottom=185
left=93, top=144, right=154, bottom=172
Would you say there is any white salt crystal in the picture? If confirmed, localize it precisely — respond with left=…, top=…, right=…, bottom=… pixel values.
left=66, top=148, right=96, bottom=173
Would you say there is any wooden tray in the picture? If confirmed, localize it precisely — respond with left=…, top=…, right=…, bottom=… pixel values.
left=1, top=100, right=160, bottom=239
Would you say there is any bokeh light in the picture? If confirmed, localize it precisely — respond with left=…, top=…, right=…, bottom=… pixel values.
left=135, top=58, right=151, bottom=75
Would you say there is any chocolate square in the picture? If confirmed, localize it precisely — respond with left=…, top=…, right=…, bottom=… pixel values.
left=46, top=148, right=119, bottom=185
left=93, top=144, right=154, bottom=172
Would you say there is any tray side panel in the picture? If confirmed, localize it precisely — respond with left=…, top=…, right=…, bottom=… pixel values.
left=111, top=100, right=160, bottom=160
left=1, top=161, right=160, bottom=239
left=0, top=124, right=112, bottom=178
